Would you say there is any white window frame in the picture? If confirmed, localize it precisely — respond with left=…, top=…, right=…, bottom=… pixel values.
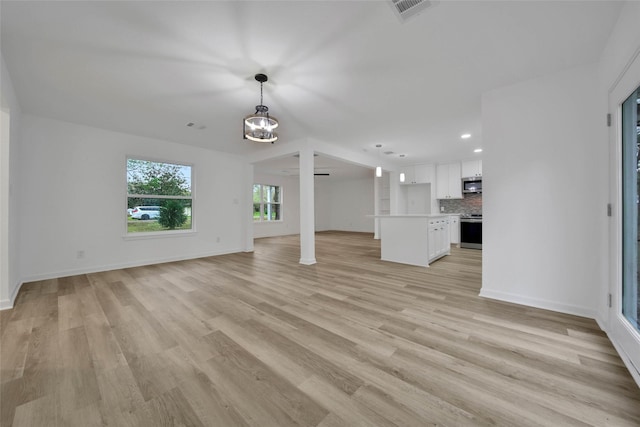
left=253, top=184, right=283, bottom=222
left=125, top=157, right=194, bottom=237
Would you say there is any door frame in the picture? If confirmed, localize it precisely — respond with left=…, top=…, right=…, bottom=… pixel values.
left=608, top=47, right=640, bottom=386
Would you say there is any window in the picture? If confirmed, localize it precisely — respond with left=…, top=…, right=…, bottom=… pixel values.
left=127, top=158, right=193, bottom=233
left=253, top=184, right=282, bottom=221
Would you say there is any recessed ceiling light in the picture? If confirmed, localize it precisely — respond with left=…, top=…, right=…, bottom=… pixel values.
left=474, top=148, right=483, bottom=153
left=399, top=154, right=406, bottom=158
left=461, top=133, right=471, bottom=139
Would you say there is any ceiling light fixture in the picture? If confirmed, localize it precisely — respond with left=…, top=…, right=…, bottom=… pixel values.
left=375, top=144, right=383, bottom=177
left=461, top=133, right=471, bottom=139
left=244, top=73, right=278, bottom=143
left=474, top=148, right=483, bottom=153
left=400, top=172, right=406, bottom=183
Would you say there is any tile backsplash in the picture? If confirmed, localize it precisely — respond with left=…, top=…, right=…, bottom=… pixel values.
left=439, top=193, right=482, bottom=215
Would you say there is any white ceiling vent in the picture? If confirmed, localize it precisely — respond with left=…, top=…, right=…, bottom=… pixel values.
left=389, top=0, right=438, bottom=22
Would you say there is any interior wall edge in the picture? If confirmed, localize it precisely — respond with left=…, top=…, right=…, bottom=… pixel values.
left=595, top=312, right=609, bottom=334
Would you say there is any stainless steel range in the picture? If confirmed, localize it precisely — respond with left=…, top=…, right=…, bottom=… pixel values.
left=460, top=214, right=482, bottom=249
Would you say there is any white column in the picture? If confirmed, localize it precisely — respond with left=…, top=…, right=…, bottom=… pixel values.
left=373, top=176, right=380, bottom=239
left=243, top=163, right=254, bottom=252
left=299, top=146, right=316, bottom=265
left=0, top=110, right=9, bottom=307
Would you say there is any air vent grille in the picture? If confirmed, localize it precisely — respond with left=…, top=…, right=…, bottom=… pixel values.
left=393, top=0, right=424, bottom=14
left=389, top=0, right=437, bottom=22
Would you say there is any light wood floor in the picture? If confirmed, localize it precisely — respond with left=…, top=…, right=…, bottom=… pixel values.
left=1, top=232, right=639, bottom=426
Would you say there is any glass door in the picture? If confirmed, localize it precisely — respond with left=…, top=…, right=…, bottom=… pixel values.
left=621, top=87, right=640, bottom=334
left=610, top=72, right=640, bottom=382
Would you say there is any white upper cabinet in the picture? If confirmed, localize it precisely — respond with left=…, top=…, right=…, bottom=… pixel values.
left=436, top=162, right=463, bottom=199
left=400, top=164, right=435, bottom=185
left=436, top=166, right=448, bottom=198
left=447, top=163, right=463, bottom=198
left=461, top=159, right=482, bottom=178
left=401, top=166, right=415, bottom=184
left=414, top=164, right=434, bottom=184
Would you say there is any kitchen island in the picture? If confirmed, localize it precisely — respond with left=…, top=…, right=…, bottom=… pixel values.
left=374, top=215, right=450, bottom=267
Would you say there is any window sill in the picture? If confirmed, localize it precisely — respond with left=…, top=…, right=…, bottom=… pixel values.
left=254, top=220, right=284, bottom=224
left=123, top=230, right=197, bottom=241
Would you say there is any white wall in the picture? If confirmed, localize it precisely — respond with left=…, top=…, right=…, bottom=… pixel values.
left=328, top=177, right=374, bottom=233
left=600, top=1, right=640, bottom=91
left=0, top=54, right=22, bottom=309
left=314, top=179, right=331, bottom=231
left=17, top=115, right=250, bottom=284
left=251, top=174, right=373, bottom=237
left=481, top=62, right=605, bottom=318
left=253, top=172, right=300, bottom=238
left=405, top=184, right=432, bottom=214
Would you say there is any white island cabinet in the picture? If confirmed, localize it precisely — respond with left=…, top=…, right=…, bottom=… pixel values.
left=374, top=215, right=450, bottom=267
left=449, top=214, right=460, bottom=246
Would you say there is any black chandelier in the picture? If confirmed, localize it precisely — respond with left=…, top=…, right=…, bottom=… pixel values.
left=243, top=73, right=278, bottom=143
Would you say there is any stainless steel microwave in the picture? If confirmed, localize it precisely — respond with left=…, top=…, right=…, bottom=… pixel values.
left=462, top=178, right=482, bottom=194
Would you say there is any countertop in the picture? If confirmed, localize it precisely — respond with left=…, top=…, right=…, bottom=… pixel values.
left=372, top=214, right=450, bottom=218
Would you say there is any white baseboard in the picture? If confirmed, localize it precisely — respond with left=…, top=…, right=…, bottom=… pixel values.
left=0, top=280, right=24, bottom=310
left=0, top=297, right=13, bottom=310
left=0, top=247, right=244, bottom=311
left=479, top=288, right=597, bottom=319
left=595, top=315, right=608, bottom=333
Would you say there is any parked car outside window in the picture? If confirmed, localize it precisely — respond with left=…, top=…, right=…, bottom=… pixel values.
left=130, top=206, right=160, bottom=220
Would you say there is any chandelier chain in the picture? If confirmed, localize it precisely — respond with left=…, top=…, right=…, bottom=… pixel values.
left=260, top=82, right=264, bottom=106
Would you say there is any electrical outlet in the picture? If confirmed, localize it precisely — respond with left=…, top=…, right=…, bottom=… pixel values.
left=77, top=250, right=85, bottom=259
left=216, top=237, right=220, bottom=243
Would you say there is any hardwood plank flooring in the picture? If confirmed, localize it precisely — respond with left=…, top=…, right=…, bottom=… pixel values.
left=2, top=231, right=639, bottom=426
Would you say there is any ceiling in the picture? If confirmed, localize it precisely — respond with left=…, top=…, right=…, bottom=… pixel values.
left=256, top=153, right=373, bottom=181
left=1, top=0, right=624, bottom=174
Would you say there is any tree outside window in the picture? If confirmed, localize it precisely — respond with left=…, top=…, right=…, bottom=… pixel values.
left=127, top=158, right=193, bottom=233
left=253, top=184, right=282, bottom=221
